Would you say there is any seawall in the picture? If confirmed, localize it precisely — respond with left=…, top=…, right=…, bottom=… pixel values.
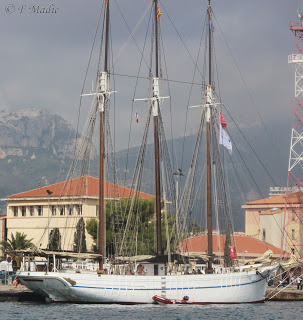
left=0, top=285, right=44, bottom=302
left=266, top=287, right=303, bottom=301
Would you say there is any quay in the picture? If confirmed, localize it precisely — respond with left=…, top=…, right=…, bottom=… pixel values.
left=0, top=285, right=44, bottom=302
left=266, top=287, right=303, bottom=301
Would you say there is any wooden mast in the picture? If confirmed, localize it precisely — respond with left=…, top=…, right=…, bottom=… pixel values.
left=99, top=0, right=110, bottom=271
left=154, top=0, right=162, bottom=256
left=206, top=0, right=213, bottom=274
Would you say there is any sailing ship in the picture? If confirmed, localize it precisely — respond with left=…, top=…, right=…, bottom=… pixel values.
left=17, top=0, right=278, bottom=304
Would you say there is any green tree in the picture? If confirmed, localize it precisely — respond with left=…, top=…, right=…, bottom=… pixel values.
left=188, top=220, right=203, bottom=236
left=49, top=228, right=61, bottom=251
left=0, top=232, right=34, bottom=267
left=73, top=217, right=87, bottom=252
left=105, top=198, right=175, bottom=256
left=86, top=218, right=98, bottom=252
left=224, top=225, right=232, bottom=267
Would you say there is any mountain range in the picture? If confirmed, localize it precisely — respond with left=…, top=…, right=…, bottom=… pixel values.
left=0, top=107, right=292, bottom=232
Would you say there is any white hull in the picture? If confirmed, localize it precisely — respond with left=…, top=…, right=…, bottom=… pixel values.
left=18, top=265, right=277, bottom=304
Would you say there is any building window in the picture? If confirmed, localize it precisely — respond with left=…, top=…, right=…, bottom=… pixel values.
left=262, top=229, right=266, bottom=241
left=13, top=207, right=18, bottom=217
left=292, top=229, right=295, bottom=240
left=68, top=205, right=74, bottom=216
left=30, top=206, right=34, bottom=216
left=76, top=205, right=82, bottom=216
left=38, top=206, right=43, bottom=216
left=60, top=205, right=65, bottom=216
left=21, top=206, right=26, bottom=217
left=96, top=205, right=99, bottom=217
left=51, top=205, right=56, bottom=216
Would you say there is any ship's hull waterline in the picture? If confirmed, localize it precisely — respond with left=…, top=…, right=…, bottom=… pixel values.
left=18, top=265, right=277, bottom=304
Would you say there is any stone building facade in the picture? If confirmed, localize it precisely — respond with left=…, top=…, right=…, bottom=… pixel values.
left=3, top=175, right=153, bottom=252
left=242, top=191, right=303, bottom=256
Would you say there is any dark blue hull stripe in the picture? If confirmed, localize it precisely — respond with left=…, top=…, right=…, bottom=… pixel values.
left=71, top=277, right=264, bottom=291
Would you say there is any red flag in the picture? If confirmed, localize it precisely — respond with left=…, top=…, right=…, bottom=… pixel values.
left=229, top=246, right=237, bottom=259
left=219, top=111, right=227, bottom=129
left=105, top=0, right=108, bottom=5
left=135, top=112, right=139, bottom=123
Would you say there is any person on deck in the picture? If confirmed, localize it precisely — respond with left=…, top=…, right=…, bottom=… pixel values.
left=296, top=276, right=302, bottom=290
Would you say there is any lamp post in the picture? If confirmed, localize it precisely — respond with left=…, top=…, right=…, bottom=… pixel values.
left=46, top=190, right=53, bottom=250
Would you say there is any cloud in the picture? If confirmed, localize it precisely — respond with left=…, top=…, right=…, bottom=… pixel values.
left=0, top=0, right=300, bottom=151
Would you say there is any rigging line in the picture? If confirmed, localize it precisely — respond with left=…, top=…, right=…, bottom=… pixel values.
left=76, top=2, right=105, bottom=155
left=212, top=32, right=222, bottom=102
left=208, top=9, right=279, bottom=200
left=180, top=12, right=208, bottom=171
left=158, top=112, right=177, bottom=228
left=159, top=22, right=176, bottom=171
left=227, top=141, right=261, bottom=239
left=53, top=1, right=105, bottom=188
left=108, top=72, right=205, bottom=86
left=150, top=9, right=154, bottom=76
left=59, top=6, right=105, bottom=184
left=119, top=107, right=152, bottom=255
left=160, top=2, right=204, bottom=80
left=123, top=6, right=153, bottom=190
left=211, top=10, right=284, bottom=170
left=58, top=104, right=99, bottom=248
left=212, top=160, right=221, bottom=258
left=107, top=28, right=120, bottom=196
left=222, top=127, right=298, bottom=253
left=215, top=145, right=235, bottom=236
left=211, top=119, right=236, bottom=249
left=113, top=0, right=152, bottom=65
left=113, top=0, right=151, bottom=70
left=222, top=105, right=279, bottom=187
left=109, top=26, right=125, bottom=257
left=177, top=111, right=206, bottom=239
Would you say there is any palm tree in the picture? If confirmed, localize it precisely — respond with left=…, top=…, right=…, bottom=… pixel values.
left=1, top=232, right=34, bottom=268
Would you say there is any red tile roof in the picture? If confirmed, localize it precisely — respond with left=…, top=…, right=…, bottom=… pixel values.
left=7, top=175, right=154, bottom=200
left=181, top=234, right=287, bottom=256
left=246, top=191, right=303, bottom=206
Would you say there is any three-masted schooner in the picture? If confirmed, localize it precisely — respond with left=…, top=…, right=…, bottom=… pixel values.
left=17, top=0, right=278, bottom=304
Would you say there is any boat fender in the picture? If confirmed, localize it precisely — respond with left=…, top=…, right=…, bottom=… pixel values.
left=126, top=264, right=133, bottom=274
left=137, top=264, right=144, bottom=275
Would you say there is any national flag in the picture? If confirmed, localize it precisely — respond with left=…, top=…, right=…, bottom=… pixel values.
left=157, top=5, right=162, bottom=21
left=219, top=112, right=232, bottom=155
left=135, top=111, right=139, bottom=123
left=219, top=111, right=227, bottom=129
left=105, top=0, right=108, bottom=5
left=229, top=246, right=237, bottom=259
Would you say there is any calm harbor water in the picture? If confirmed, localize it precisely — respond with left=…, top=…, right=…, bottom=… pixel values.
left=0, top=301, right=301, bottom=320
